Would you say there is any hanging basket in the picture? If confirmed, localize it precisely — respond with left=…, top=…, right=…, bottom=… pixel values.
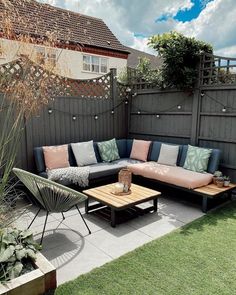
left=118, top=168, right=132, bottom=192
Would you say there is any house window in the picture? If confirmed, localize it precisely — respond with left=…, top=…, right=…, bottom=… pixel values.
left=35, top=46, right=57, bottom=67
left=100, top=58, right=108, bottom=73
left=83, top=55, right=108, bottom=73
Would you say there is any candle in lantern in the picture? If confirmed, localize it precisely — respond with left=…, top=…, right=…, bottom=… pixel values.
left=114, top=182, right=124, bottom=194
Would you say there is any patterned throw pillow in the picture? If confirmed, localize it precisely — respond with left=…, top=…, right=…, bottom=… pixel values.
left=97, top=138, right=120, bottom=162
left=183, top=145, right=212, bottom=173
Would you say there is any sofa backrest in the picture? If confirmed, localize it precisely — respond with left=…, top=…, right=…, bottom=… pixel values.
left=34, top=139, right=131, bottom=174
left=149, top=141, right=221, bottom=174
left=34, top=139, right=221, bottom=174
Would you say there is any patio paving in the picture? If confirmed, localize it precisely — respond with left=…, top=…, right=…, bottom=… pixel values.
left=17, top=196, right=204, bottom=285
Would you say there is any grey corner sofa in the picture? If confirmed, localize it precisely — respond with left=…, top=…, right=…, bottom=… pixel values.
left=33, top=138, right=222, bottom=211
left=34, top=139, right=221, bottom=185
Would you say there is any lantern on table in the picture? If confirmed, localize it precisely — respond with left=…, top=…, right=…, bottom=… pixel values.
left=118, top=168, right=132, bottom=193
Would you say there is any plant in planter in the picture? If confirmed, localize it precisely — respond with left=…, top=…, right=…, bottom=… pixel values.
left=215, top=176, right=224, bottom=188
left=0, top=228, right=41, bottom=282
left=213, top=171, right=223, bottom=185
left=223, top=176, right=230, bottom=187
left=0, top=229, right=56, bottom=295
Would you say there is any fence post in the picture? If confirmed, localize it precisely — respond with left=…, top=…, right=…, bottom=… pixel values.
left=110, top=68, right=117, bottom=137
left=190, top=55, right=203, bottom=145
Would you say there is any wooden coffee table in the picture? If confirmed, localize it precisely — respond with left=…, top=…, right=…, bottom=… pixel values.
left=83, top=183, right=161, bottom=227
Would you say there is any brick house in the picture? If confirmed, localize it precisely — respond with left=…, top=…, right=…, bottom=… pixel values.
left=0, top=0, right=130, bottom=79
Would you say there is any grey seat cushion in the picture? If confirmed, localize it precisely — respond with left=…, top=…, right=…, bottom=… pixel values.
left=40, top=158, right=142, bottom=185
left=88, top=158, right=143, bottom=180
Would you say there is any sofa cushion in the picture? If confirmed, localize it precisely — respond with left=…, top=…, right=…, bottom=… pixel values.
left=128, top=162, right=213, bottom=189
left=130, top=139, right=151, bottom=161
left=157, top=144, right=179, bottom=166
left=126, top=139, right=133, bottom=157
left=43, top=145, right=70, bottom=170
left=97, top=138, right=120, bottom=162
left=149, top=141, right=162, bottom=161
left=149, top=141, right=183, bottom=164
left=41, top=158, right=142, bottom=185
left=89, top=158, right=142, bottom=180
left=71, top=140, right=97, bottom=166
left=116, top=139, right=127, bottom=158
left=184, top=145, right=212, bottom=173
left=178, top=145, right=188, bottom=167
left=208, top=149, right=221, bottom=174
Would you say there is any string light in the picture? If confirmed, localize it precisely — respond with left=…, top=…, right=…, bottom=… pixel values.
left=177, top=105, right=181, bottom=110
left=48, top=108, right=53, bottom=114
left=126, top=87, right=132, bottom=93
left=198, top=88, right=236, bottom=112
left=125, top=100, right=129, bottom=105
left=132, top=92, right=137, bottom=97
left=111, top=110, right=114, bottom=114
left=156, top=114, right=160, bottom=118
left=72, top=115, right=77, bottom=120
left=137, top=110, right=141, bottom=115
left=94, top=115, right=98, bottom=120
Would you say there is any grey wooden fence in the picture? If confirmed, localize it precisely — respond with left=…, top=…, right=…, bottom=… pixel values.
left=1, top=54, right=236, bottom=181
left=129, top=53, right=236, bottom=181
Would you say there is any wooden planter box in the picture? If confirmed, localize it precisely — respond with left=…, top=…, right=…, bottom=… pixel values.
left=0, top=253, right=56, bottom=295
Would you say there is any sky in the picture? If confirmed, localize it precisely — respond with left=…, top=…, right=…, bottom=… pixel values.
left=38, top=0, right=236, bottom=57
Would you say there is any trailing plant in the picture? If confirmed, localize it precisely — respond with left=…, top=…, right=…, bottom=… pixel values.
left=0, top=228, right=41, bottom=282
left=148, top=31, right=213, bottom=90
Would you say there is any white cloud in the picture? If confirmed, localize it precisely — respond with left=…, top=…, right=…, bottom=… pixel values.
left=175, top=0, right=236, bottom=56
left=38, top=0, right=236, bottom=57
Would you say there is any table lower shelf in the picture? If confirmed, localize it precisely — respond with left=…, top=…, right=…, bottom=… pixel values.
left=85, top=198, right=158, bottom=227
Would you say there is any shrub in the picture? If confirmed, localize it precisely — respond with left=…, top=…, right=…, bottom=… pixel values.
left=149, top=31, right=213, bottom=90
left=136, top=57, right=163, bottom=86
left=0, top=228, right=40, bottom=282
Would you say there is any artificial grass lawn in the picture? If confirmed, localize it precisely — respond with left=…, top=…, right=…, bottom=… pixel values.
left=56, top=203, right=236, bottom=295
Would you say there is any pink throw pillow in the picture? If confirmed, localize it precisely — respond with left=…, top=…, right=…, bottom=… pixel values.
left=130, top=139, right=151, bottom=161
left=43, top=145, right=70, bottom=170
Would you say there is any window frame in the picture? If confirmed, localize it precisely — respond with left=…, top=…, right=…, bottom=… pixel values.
left=82, top=54, right=108, bottom=74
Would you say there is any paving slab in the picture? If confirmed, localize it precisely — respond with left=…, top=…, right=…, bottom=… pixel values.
left=17, top=196, right=205, bottom=285
left=85, top=223, right=152, bottom=259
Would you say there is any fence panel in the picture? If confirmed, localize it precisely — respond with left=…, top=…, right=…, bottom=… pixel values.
left=129, top=90, right=193, bottom=144
left=0, top=58, right=128, bottom=171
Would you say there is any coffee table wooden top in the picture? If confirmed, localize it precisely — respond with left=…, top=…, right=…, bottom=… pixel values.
left=194, top=183, right=236, bottom=196
left=83, top=183, right=161, bottom=209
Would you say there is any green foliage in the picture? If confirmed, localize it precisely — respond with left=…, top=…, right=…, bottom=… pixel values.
left=213, top=170, right=222, bottom=177
left=117, top=67, right=128, bottom=84
left=149, top=31, right=213, bottom=90
left=0, top=228, right=41, bottom=282
left=136, top=57, right=163, bottom=86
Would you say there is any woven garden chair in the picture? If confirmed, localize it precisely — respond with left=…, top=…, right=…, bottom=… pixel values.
left=13, top=168, right=91, bottom=244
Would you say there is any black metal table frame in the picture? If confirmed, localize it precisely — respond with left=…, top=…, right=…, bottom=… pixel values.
left=85, top=196, right=159, bottom=227
left=200, top=189, right=234, bottom=213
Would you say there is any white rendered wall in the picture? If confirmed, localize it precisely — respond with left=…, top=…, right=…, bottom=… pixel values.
left=0, top=38, right=127, bottom=79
